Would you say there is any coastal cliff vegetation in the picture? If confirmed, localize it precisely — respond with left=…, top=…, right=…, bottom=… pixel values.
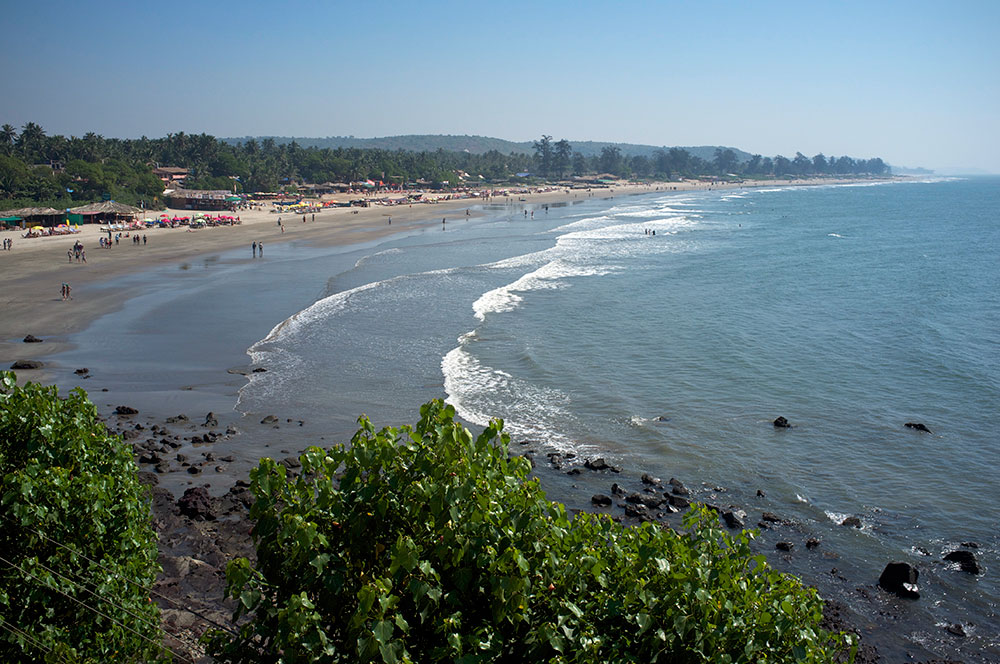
left=207, top=400, right=856, bottom=663
left=0, top=375, right=855, bottom=662
left=1, top=121, right=888, bottom=211
left=0, top=372, right=162, bottom=662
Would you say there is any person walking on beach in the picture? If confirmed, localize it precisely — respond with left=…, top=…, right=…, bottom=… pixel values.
left=252, top=241, right=257, bottom=258
left=258, top=242, right=263, bottom=257
left=61, top=282, right=71, bottom=300
left=143, top=234, right=147, bottom=245
left=67, top=249, right=73, bottom=263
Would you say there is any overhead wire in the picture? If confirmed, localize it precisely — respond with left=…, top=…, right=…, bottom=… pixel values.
left=0, top=554, right=194, bottom=664
left=0, top=615, right=68, bottom=663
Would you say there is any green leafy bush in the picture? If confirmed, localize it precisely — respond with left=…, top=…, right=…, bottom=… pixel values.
left=209, top=399, right=855, bottom=663
left=0, top=372, right=162, bottom=662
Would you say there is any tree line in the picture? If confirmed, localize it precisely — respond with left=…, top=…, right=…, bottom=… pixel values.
left=0, top=122, right=889, bottom=210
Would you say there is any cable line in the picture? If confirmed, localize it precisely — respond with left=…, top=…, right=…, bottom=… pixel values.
left=0, top=554, right=193, bottom=664
left=25, top=526, right=240, bottom=637
left=0, top=615, right=67, bottom=663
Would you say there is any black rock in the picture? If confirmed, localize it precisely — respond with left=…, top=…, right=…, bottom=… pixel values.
left=878, top=562, right=920, bottom=598
left=280, top=456, right=302, bottom=470
left=626, top=492, right=663, bottom=509
left=668, top=478, right=690, bottom=495
left=136, top=471, right=158, bottom=486
left=74, top=368, right=89, bottom=375
left=591, top=494, right=613, bottom=507
left=610, top=483, right=626, bottom=497
left=22, top=335, right=43, bottom=343
left=584, top=458, right=610, bottom=471
left=756, top=489, right=766, bottom=498
left=10, top=359, right=43, bottom=370
left=841, top=516, right=862, bottom=528
left=204, top=412, right=218, bottom=427
left=115, top=405, right=138, bottom=415
left=187, top=465, right=202, bottom=475
left=165, top=414, right=189, bottom=423
left=566, top=468, right=582, bottom=476
left=775, top=542, right=794, bottom=552
left=946, top=623, right=967, bottom=637
left=177, top=487, right=216, bottom=521
left=944, top=550, right=981, bottom=574
left=260, top=415, right=279, bottom=424
left=624, top=504, right=650, bottom=520
left=961, top=541, right=978, bottom=548
left=761, top=512, right=782, bottom=523
left=773, top=416, right=791, bottom=428
left=904, top=422, right=932, bottom=433
left=722, top=510, right=746, bottom=529
left=806, top=538, right=821, bottom=549
left=641, top=473, right=661, bottom=486
left=251, top=367, right=268, bottom=373
left=138, top=451, right=160, bottom=464
left=667, top=494, right=690, bottom=509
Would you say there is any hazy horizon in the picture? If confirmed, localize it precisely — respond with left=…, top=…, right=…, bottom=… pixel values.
left=3, top=1, right=997, bottom=174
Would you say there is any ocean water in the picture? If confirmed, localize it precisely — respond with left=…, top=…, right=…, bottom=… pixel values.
left=60, top=177, right=999, bottom=659
left=240, top=178, right=999, bottom=659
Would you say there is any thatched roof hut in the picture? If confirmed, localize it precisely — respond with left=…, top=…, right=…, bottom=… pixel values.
left=68, top=201, right=144, bottom=216
left=1, top=207, right=64, bottom=226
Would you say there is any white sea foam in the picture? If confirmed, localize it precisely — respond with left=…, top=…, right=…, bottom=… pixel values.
left=473, top=258, right=615, bottom=321
left=441, top=345, right=583, bottom=452
left=828, top=233, right=845, bottom=238
left=353, top=247, right=403, bottom=268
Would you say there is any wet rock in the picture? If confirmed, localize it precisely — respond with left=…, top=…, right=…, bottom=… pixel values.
left=761, top=512, right=783, bottom=523
left=177, top=487, right=216, bottom=521
left=219, top=455, right=235, bottom=463
left=260, top=415, right=279, bottom=424
left=960, top=541, right=978, bottom=548
left=204, top=412, right=218, bottom=427
left=944, top=550, right=981, bottom=574
left=641, top=473, right=661, bottom=486
left=252, top=367, right=268, bottom=373
left=668, top=478, right=689, bottom=495
left=115, top=405, right=139, bottom=415
left=585, top=458, right=610, bottom=471
left=806, top=538, right=821, bottom=549
left=154, top=462, right=170, bottom=474
left=841, top=516, right=862, bottom=528
left=624, top=504, right=650, bottom=520
left=878, top=562, right=920, bottom=599
left=666, top=494, right=690, bottom=509
left=280, top=456, right=302, bottom=470
left=722, top=510, right=746, bottom=529
left=187, top=465, right=202, bottom=475
left=610, top=483, right=626, bottom=497
left=946, top=623, right=967, bottom=637
left=165, top=414, right=189, bottom=423
left=773, top=416, right=791, bottom=428
left=775, top=541, right=794, bottom=552
left=591, top=494, right=613, bottom=507
left=136, top=471, right=158, bottom=486
left=904, top=422, right=931, bottom=433
left=566, top=468, right=582, bottom=476
left=10, top=359, right=43, bottom=370
left=654, top=415, right=670, bottom=422
left=626, top=492, right=663, bottom=509
left=22, top=334, right=43, bottom=343
left=74, top=368, right=89, bottom=375
left=138, top=451, right=161, bottom=464
left=756, top=489, right=766, bottom=498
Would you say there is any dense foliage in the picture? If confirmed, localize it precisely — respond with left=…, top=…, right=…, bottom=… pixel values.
left=1, top=121, right=888, bottom=210
left=208, top=400, right=855, bottom=663
left=0, top=372, right=163, bottom=662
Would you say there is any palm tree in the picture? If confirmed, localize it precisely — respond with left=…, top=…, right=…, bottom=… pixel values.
left=0, top=124, right=16, bottom=153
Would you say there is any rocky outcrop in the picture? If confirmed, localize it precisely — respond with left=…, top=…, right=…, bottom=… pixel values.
left=773, top=416, right=791, bottom=428
left=943, top=550, right=981, bottom=574
left=878, top=562, right=920, bottom=599
left=590, top=494, right=613, bottom=507
left=22, top=334, right=43, bottom=343
left=115, top=405, right=139, bottom=415
left=904, top=422, right=931, bottom=433
left=177, top=487, right=216, bottom=521
left=10, top=359, right=43, bottom=370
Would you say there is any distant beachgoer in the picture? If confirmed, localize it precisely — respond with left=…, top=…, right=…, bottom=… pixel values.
left=143, top=235, right=147, bottom=245
left=311, top=213, right=315, bottom=222
left=388, top=217, right=391, bottom=225
left=258, top=242, right=263, bottom=257
left=303, top=215, right=306, bottom=223
left=61, top=282, right=71, bottom=300
left=67, top=249, right=73, bottom=263
left=81, top=250, right=86, bottom=262
left=252, top=241, right=257, bottom=258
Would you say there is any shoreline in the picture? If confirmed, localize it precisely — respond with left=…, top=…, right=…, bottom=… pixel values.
left=7, top=174, right=970, bottom=662
left=0, top=176, right=899, bottom=370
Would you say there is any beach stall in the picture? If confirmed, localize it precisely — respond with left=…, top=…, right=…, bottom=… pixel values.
left=68, top=201, right=144, bottom=225
left=1, top=207, right=63, bottom=228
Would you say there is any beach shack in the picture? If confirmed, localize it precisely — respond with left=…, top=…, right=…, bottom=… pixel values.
left=163, top=188, right=232, bottom=211
left=68, top=201, right=144, bottom=225
left=1, top=207, right=64, bottom=227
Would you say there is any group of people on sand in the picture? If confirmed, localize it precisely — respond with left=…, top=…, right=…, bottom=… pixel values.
left=68, top=240, right=87, bottom=263
left=2, top=237, right=12, bottom=250
left=251, top=241, right=264, bottom=258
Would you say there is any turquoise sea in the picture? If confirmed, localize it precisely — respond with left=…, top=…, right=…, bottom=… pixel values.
left=61, top=177, right=999, bottom=660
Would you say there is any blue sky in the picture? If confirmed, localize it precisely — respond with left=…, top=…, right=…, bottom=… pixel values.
left=3, top=0, right=998, bottom=172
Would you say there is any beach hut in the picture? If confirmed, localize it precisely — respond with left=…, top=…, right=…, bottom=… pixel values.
left=1, top=207, right=64, bottom=227
left=68, top=201, right=144, bottom=225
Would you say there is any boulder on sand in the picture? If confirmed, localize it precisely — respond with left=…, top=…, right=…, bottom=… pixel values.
left=177, top=487, right=216, bottom=521
left=10, top=359, right=43, bottom=370
left=22, top=335, right=43, bottom=343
